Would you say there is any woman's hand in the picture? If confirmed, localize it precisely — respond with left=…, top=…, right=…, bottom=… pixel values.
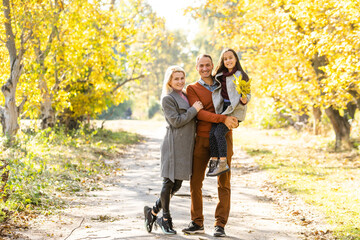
left=240, top=95, right=247, bottom=104
left=192, top=101, right=203, bottom=112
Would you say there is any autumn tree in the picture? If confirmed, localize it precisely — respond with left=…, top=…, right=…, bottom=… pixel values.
left=27, top=0, right=63, bottom=129
left=1, top=0, right=165, bottom=130
left=0, top=0, right=32, bottom=140
left=277, top=0, right=360, bottom=149
left=53, top=0, right=166, bottom=129
left=188, top=0, right=360, bottom=149
left=127, top=26, right=219, bottom=119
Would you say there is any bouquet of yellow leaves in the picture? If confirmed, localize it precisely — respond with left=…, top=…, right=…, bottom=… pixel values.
left=233, top=74, right=251, bottom=98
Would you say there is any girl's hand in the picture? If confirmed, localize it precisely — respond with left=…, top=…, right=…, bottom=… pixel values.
left=193, top=101, right=203, bottom=112
left=240, top=95, right=247, bottom=104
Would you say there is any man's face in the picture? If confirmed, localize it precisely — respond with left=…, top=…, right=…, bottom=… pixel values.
left=196, top=56, right=213, bottom=79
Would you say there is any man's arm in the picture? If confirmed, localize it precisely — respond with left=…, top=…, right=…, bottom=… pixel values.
left=186, top=85, right=238, bottom=128
left=187, top=85, right=226, bottom=123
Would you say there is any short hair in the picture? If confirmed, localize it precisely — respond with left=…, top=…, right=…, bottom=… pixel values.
left=160, top=65, right=186, bottom=100
left=196, top=54, right=213, bottom=65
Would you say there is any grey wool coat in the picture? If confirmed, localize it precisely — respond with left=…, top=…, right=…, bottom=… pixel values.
left=212, top=70, right=251, bottom=121
left=160, top=91, right=198, bottom=182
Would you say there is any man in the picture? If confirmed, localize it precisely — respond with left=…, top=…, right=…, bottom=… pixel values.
left=182, top=54, right=240, bottom=237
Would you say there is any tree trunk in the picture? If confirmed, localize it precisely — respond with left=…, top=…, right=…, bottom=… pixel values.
left=57, top=108, right=84, bottom=130
left=312, top=106, right=322, bottom=135
left=0, top=0, right=28, bottom=140
left=346, top=102, right=357, bottom=120
left=38, top=66, right=56, bottom=129
left=348, top=87, right=360, bottom=112
left=0, top=68, right=22, bottom=137
left=311, top=53, right=352, bottom=149
left=324, top=107, right=352, bottom=151
left=35, top=2, right=62, bottom=129
left=40, top=92, right=55, bottom=129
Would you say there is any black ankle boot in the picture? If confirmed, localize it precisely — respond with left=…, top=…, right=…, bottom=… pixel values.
left=156, top=217, right=176, bottom=235
left=144, top=206, right=157, bottom=233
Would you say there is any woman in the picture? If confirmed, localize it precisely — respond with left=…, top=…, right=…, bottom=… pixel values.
left=144, top=65, right=203, bottom=235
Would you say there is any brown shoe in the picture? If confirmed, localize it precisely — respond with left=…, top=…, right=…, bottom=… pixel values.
left=207, top=160, right=229, bottom=177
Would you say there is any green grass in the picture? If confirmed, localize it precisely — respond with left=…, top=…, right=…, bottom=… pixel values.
left=0, top=124, right=141, bottom=224
left=233, top=126, right=360, bottom=239
left=246, top=148, right=273, bottom=156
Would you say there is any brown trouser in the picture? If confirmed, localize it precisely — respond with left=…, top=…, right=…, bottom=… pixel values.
left=190, top=133, right=233, bottom=228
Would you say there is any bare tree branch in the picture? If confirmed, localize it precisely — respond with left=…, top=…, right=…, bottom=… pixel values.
left=348, top=87, right=360, bottom=109
left=0, top=106, right=4, bottom=118
left=10, top=0, right=17, bottom=37
left=110, top=0, right=116, bottom=11
left=52, top=70, right=68, bottom=93
left=42, top=26, right=57, bottom=58
left=64, top=218, right=85, bottom=240
left=42, top=1, right=62, bottom=59
left=17, top=96, right=28, bottom=114
left=0, top=106, right=4, bottom=133
left=20, top=27, right=33, bottom=46
left=112, top=75, right=145, bottom=93
left=3, top=0, right=17, bottom=64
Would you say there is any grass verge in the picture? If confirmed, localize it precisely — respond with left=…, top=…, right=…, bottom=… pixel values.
left=233, top=127, right=360, bottom=239
left=0, top=123, right=141, bottom=235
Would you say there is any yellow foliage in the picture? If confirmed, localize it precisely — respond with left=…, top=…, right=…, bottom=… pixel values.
left=233, top=74, right=251, bottom=96
left=191, top=0, right=360, bottom=114
left=1, top=0, right=165, bottom=121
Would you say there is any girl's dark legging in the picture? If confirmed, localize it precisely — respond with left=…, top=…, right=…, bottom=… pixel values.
left=209, top=101, right=231, bottom=158
left=209, top=122, right=229, bottom=158
left=152, top=178, right=182, bottom=219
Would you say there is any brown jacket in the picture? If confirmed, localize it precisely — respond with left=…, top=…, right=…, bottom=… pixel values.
left=186, top=82, right=227, bottom=138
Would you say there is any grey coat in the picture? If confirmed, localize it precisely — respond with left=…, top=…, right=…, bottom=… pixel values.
left=160, top=91, right=198, bottom=182
left=212, top=70, right=251, bottom=121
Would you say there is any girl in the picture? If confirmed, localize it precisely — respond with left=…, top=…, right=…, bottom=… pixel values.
left=206, top=48, right=251, bottom=177
left=144, top=66, right=203, bottom=234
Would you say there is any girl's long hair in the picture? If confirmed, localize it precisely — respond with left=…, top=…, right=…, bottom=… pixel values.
left=213, top=48, right=249, bottom=81
left=160, top=65, right=186, bottom=100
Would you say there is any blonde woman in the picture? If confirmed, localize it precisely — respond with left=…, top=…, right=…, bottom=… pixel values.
left=144, top=66, right=203, bottom=235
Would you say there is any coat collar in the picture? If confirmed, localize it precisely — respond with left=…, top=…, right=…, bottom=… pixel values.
left=215, top=70, right=241, bottom=79
left=214, top=70, right=242, bottom=91
left=169, top=91, right=190, bottom=109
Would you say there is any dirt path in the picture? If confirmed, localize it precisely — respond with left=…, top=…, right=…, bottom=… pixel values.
left=16, top=120, right=332, bottom=240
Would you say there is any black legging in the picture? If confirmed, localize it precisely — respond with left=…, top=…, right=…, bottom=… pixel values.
left=209, top=122, right=229, bottom=158
left=152, top=178, right=182, bottom=219
left=209, top=101, right=231, bottom=158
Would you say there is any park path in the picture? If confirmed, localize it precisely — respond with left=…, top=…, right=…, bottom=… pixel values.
left=16, top=120, right=331, bottom=240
